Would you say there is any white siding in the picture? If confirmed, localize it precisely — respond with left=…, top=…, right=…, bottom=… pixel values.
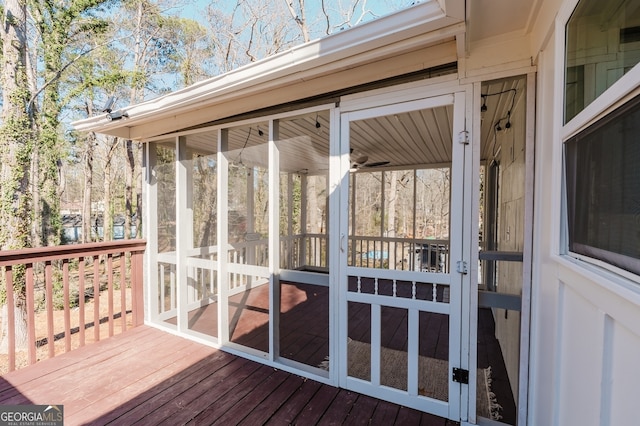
left=529, top=3, right=640, bottom=425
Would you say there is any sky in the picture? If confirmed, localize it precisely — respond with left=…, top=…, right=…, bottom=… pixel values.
left=180, top=0, right=412, bottom=32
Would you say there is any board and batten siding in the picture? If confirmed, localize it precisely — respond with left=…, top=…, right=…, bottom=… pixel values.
left=529, top=4, right=640, bottom=425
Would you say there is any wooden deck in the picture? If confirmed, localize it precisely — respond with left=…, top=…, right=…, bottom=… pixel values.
left=169, top=281, right=516, bottom=423
left=0, top=325, right=461, bottom=425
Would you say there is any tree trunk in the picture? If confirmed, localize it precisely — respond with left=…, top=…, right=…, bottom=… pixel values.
left=82, top=132, right=95, bottom=243
left=102, top=138, right=117, bottom=241
left=0, top=297, right=29, bottom=353
left=0, top=0, right=32, bottom=353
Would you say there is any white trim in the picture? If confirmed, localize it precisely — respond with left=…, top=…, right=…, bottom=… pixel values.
left=518, top=71, right=537, bottom=426
left=468, top=80, right=481, bottom=425
left=176, top=136, right=189, bottom=334
left=144, top=144, right=158, bottom=324
left=557, top=0, right=640, bottom=290
left=561, top=65, right=640, bottom=140
left=329, top=105, right=343, bottom=387
left=217, top=129, right=230, bottom=343
left=340, top=75, right=458, bottom=113
left=143, top=103, right=335, bottom=143
left=268, top=118, right=280, bottom=363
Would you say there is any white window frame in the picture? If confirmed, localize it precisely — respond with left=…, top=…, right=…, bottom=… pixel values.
left=557, top=0, right=640, bottom=284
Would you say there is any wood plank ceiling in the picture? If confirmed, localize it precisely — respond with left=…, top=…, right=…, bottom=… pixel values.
left=168, top=74, right=526, bottom=173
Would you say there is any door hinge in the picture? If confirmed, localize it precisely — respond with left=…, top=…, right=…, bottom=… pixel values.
left=457, top=130, right=469, bottom=145
left=453, top=367, right=469, bottom=384
left=456, top=260, right=468, bottom=274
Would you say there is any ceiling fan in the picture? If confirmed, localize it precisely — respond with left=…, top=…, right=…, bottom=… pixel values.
left=350, top=148, right=390, bottom=171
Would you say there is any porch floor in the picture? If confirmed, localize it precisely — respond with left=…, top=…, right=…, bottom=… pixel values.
left=0, top=325, right=460, bottom=425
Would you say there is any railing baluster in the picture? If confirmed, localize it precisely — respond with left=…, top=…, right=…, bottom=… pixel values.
left=5, top=266, right=16, bottom=372
left=63, top=259, right=71, bottom=353
left=107, top=253, right=114, bottom=337
left=26, top=264, right=36, bottom=365
left=45, top=260, right=55, bottom=359
left=133, top=250, right=144, bottom=327
left=79, top=257, right=86, bottom=347
left=93, top=255, right=100, bottom=342
left=120, top=254, right=126, bottom=332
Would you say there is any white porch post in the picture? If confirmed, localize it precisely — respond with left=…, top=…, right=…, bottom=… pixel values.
left=300, top=174, right=308, bottom=267
left=269, top=119, right=280, bottom=361
left=218, top=129, right=230, bottom=343
left=144, top=143, right=158, bottom=324
left=176, top=136, right=189, bottom=333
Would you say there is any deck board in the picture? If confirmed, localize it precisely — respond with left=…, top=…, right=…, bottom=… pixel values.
left=0, top=302, right=514, bottom=425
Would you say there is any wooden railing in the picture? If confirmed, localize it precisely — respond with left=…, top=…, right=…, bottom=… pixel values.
left=0, top=239, right=146, bottom=373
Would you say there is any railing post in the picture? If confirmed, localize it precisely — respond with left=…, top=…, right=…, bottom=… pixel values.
left=5, top=266, right=16, bottom=372
left=79, top=256, right=86, bottom=347
left=120, top=254, right=127, bottom=332
left=132, top=250, right=144, bottom=326
left=45, top=260, right=55, bottom=359
left=26, top=264, right=36, bottom=366
left=93, top=255, right=100, bottom=342
left=63, top=259, right=71, bottom=353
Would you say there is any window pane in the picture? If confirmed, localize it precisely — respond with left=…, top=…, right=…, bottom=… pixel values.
left=565, top=94, right=640, bottom=275
left=565, top=0, right=640, bottom=123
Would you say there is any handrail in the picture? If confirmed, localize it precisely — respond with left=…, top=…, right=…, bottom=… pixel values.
left=0, top=239, right=146, bottom=373
left=0, top=239, right=147, bottom=265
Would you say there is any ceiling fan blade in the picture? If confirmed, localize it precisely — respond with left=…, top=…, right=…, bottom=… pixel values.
left=363, top=161, right=390, bottom=168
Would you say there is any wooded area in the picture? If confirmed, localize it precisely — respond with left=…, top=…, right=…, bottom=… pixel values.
left=0, top=0, right=404, bottom=350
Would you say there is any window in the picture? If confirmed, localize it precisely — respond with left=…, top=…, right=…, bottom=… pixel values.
left=564, top=94, right=640, bottom=275
left=564, top=0, right=640, bottom=123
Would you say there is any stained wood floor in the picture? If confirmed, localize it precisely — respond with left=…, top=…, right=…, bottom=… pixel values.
left=0, top=326, right=460, bottom=425
left=170, top=281, right=516, bottom=424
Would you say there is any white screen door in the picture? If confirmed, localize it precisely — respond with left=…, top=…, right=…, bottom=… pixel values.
left=335, top=91, right=471, bottom=421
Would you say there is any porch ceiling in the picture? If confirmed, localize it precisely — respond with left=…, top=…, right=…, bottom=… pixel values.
left=183, top=74, right=526, bottom=171
left=182, top=105, right=455, bottom=173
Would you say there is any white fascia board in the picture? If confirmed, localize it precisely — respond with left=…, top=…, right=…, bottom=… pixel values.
left=73, top=0, right=463, bottom=138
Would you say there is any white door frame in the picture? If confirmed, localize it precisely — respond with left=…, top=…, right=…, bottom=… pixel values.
left=333, top=84, right=474, bottom=422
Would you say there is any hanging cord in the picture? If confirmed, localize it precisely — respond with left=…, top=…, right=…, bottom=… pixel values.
left=235, top=127, right=253, bottom=165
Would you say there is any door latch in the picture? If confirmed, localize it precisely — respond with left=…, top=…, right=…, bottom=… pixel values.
left=456, top=260, right=468, bottom=274
left=453, top=367, right=469, bottom=384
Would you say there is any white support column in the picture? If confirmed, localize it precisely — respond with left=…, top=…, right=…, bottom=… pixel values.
left=269, top=119, right=280, bottom=362
left=518, top=71, right=536, bottom=426
left=300, top=174, right=308, bottom=267
left=335, top=108, right=350, bottom=386
left=145, top=143, right=158, bottom=324
left=176, top=136, right=189, bottom=333
left=448, top=91, right=467, bottom=421
left=218, top=129, right=230, bottom=343
left=287, top=172, right=294, bottom=268
left=350, top=173, right=357, bottom=265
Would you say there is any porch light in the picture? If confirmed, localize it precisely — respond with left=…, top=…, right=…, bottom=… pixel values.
left=481, top=95, right=488, bottom=112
